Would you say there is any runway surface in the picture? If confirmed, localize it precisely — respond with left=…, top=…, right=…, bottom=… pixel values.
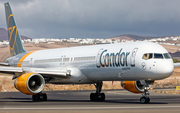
left=0, top=89, right=180, bottom=113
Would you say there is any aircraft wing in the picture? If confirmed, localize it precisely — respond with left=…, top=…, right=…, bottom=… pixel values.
left=0, top=66, right=23, bottom=73
left=30, top=68, right=70, bottom=77
left=0, top=66, right=70, bottom=78
left=174, top=63, right=180, bottom=67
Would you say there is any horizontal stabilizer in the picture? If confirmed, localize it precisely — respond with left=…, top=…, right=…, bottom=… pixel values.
left=0, top=63, right=10, bottom=66
left=174, top=63, right=180, bottom=67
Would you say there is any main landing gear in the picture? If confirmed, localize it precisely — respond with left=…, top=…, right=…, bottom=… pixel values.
left=140, top=87, right=150, bottom=104
left=32, top=92, right=47, bottom=102
left=90, top=81, right=105, bottom=101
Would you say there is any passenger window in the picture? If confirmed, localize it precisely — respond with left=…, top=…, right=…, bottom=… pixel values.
left=164, top=53, right=171, bottom=59
left=154, top=53, right=163, bottom=59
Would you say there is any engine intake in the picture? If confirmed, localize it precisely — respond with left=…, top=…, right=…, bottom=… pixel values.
left=14, top=73, right=45, bottom=95
left=121, top=80, right=154, bottom=93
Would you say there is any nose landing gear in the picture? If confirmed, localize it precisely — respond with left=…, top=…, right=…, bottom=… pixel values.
left=140, top=87, right=150, bottom=104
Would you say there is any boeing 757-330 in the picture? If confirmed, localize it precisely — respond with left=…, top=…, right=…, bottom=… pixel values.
left=0, top=2, right=177, bottom=104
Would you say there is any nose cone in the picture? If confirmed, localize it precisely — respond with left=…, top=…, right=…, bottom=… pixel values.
left=156, top=60, right=174, bottom=79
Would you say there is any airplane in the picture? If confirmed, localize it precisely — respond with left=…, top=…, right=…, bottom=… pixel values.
left=0, top=2, right=177, bottom=104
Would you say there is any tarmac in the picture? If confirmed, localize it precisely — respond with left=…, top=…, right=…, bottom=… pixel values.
left=0, top=89, right=180, bottom=113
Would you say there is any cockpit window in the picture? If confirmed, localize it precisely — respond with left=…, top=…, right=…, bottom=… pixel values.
left=164, top=53, right=171, bottom=59
left=143, top=53, right=171, bottom=60
left=142, top=54, right=148, bottom=59
left=142, top=53, right=153, bottom=60
left=149, top=53, right=153, bottom=59
left=154, top=53, right=163, bottom=59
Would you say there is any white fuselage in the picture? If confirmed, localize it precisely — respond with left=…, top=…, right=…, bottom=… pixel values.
left=7, top=41, right=174, bottom=84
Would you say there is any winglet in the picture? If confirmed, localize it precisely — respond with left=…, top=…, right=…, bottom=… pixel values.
left=4, top=2, right=26, bottom=56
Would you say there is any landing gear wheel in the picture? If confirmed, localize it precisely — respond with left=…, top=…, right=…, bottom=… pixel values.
left=42, top=93, right=47, bottom=101
left=32, top=93, right=47, bottom=102
left=140, top=83, right=151, bottom=104
left=100, top=93, right=105, bottom=101
left=32, top=95, right=37, bottom=102
left=90, top=93, right=95, bottom=101
left=140, top=96, right=150, bottom=104
left=90, top=81, right=106, bottom=101
left=32, top=94, right=40, bottom=102
left=146, top=97, right=150, bottom=103
left=90, top=93, right=105, bottom=101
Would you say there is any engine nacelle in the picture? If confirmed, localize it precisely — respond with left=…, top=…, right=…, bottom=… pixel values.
left=14, top=73, right=45, bottom=95
left=121, top=80, right=154, bottom=93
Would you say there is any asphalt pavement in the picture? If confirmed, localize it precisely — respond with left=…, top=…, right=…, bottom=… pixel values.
left=0, top=89, right=180, bottom=113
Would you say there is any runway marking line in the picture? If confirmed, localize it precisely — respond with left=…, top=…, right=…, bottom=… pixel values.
left=1, top=106, right=180, bottom=110
left=107, top=91, right=133, bottom=95
left=56, top=93, right=66, bottom=94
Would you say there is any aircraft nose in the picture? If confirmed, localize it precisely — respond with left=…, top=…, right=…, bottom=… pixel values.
left=156, top=60, right=174, bottom=78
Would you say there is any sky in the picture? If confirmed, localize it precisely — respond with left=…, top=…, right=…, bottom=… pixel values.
left=0, top=0, right=180, bottom=39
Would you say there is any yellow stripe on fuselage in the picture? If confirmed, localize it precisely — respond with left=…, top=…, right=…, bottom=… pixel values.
left=17, top=51, right=36, bottom=67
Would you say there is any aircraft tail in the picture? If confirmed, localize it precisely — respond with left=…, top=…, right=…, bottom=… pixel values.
left=4, top=2, right=26, bottom=56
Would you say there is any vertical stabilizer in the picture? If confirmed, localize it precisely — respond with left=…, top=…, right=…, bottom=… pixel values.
left=4, top=2, right=26, bottom=56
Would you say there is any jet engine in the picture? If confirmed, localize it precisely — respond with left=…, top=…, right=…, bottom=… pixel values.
left=14, top=73, right=45, bottom=95
left=121, top=80, right=154, bottom=93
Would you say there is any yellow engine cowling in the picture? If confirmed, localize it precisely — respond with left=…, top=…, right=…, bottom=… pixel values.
left=14, top=73, right=45, bottom=95
left=121, top=81, right=144, bottom=93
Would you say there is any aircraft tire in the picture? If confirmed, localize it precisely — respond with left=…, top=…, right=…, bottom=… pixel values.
left=32, top=93, right=47, bottom=102
left=32, top=94, right=40, bottom=102
left=100, top=93, right=105, bottom=101
left=90, top=93, right=96, bottom=101
left=90, top=93, right=105, bottom=101
left=42, top=93, right=47, bottom=101
left=145, top=97, right=150, bottom=103
left=32, top=95, right=36, bottom=102
left=140, top=96, right=150, bottom=104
